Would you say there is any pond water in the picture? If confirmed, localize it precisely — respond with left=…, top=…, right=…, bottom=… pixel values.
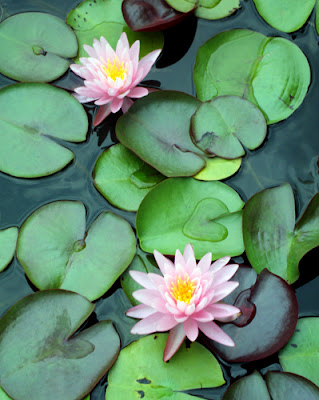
left=0, top=0, right=319, bottom=398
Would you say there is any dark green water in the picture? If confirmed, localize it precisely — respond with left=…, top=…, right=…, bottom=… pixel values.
left=0, top=0, right=319, bottom=398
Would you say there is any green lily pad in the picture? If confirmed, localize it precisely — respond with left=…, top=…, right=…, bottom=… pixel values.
left=316, top=1, right=319, bottom=34
left=0, top=12, right=78, bottom=82
left=0, top=227, right=18, bottom=272
left=195, top=0, right=240, bottom=19
left=116, top=91, right=208, bottom=177
left=17, top=201, right=136, bottom=301
left=164, top=0, right=197, bottom=13
left=136, top=177, right=244, bottom=259
left=93, top=144, right=165, bottom=212
left=0, top=83, right=88, bottom=178
left=193, top=29, right=310, bottom=124
left=191, top=96, right=267, bottom=159
left=194, top=157, right=241, bottom=181
left=121, top=247, right=161, bottom=305
left=105, top=333, right=225, bottom=399
left=243, top=184, right=319, bottom=283
left=0, top=290, right=120, bottom=400
left=279, top=318, right=319, bottom=387
left=252, top=0, right=316, bottom=33
left=0, top=387, right=90, bottom=400
left=67, top=0, right=163, bottom=62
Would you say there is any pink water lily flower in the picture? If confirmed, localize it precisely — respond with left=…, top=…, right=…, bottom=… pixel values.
left=70, top=33, right=161, bottom=126
left=126, top=244, right=241, bottom=361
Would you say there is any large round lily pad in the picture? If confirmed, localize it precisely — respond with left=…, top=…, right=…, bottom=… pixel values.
left=0, top=12, right=78, bottom=82
left=67, top=0, right=163, bottom=62
left=243, top=184, right=319, bottom=283
left=93, top=144, right=165, bottom=211
left=0, top=227, right=18, bottom=272
left=17, top=201, right=136, bottom=301
left=279, top=317, right=319, bottom=387
left=0, top=290, right=120, bottom=400
left=191, top=96, right=267, bottom=159
left=105, top=333, right=225, bottom=399
left=0, top=83, right=88, bottom=178
left=116, top=91, right=207, bottom=177
left=193, top=29, right=310, bottom=124
left=136, top=177, right=245, bottom=259
left=252, top=0, right=316, bottom=33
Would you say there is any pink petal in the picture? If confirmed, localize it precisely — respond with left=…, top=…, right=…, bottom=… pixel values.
left=132, top=289, right=168, bottom=313
left=130, top=312, right=178, bottom=335
left=94, top=96, right=112, bottom=106
left=213, top=264, right=239, bottom=286
left=128, top=86, right=149, bottom=98
left=198, top=321, right=235, bottom=346
left=129, top=270, right=155, bottom=290
left=153, top=250, right=175, bottom=276
left=211, top=256, right=231, bottom=273
left=116, top=32, right=130, bottom=57
left=183, top=318, right=199, bottom=341
left=183, top=244, right=197, bottom=272
left=121, top=97, right=134, bottom=113
left=129, top=40, right=140, bottom=75
left=135, top=49, right=161, bottom=82
left=110, top=97, right=124, bottom=113
left=206, top=303, right=241, bottom=322
left=185, top=303, right=195, bottom=316
left=197, top=252, right=212, bottom=274
left=83, top=44, right=98, bottom=58
left=93, top=103, right=111, bottom=126
left=148, top=272, right=164, bottom=288
left=211, top=281, right=239, bottom=303
left=73, top=93, right=94, bottom=103
left=126, top=304, right=156, bottom=318
left=163, top=324, right=186, bottom=362
left=192, top=310, right=214, bottom=322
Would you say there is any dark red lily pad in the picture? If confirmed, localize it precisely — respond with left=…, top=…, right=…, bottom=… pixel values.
left=205, top=269, right=298, bottom=362
left=122, top=0, right=192, bottom=32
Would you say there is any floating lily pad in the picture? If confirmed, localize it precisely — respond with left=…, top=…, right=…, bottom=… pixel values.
left=67, top=0, right=163, bottom=62
left=193, top=29, right=310, bottom=124
left=93, top=144, right=165, bottom=211
left=136, top=178, right=244, bottom=259
left=195, top=0, right=240, bottom=19
left=194, top=157, right=241, bottom=181
left=121, top=247, right=161, bottom=305
left=191, top=96, right=267, bottom=159
left=279, top=317, right=319, bottom=387
left=223, top=370, right=319, bottom=399
left=0, top=83, right=88, bottom=178
left=243, top=184, right=319, bottom=283
left=17, top=201, right=136, bottom=301
left=0, top=12, right=77, bottom=82
left=105, top=333, right=225, bottom=399
left=0, top=388, right=90, bottom=400
left=164, top=0, right=197, bottom=13
left=117, top=91, right=208, bottom=177
left=0, top=290, right=120, bottom=400
left=0, top=228, right=18, bottom=272
left=205, top=270, right=298, bottom=362
left=252, top=0, right=316, bottom=33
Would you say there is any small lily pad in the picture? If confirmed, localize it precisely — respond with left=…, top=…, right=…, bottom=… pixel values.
left=0, top=83, right=88, bottom=178
left=105, top=333, right=225, bottom=399
left=67, top=0, right=163, bottom=62
left=0, top=12, right=78, bottom=82
left=194, top=157, right=241, bottom=181
left=17, top=201, right=136, bottom=301
left=191, top=96, right=267, bottom=159
left=164, top=0, right=197, bottom=13
left=93, top=144, right=165, bottom=212
left=194, top=29, right=310, bottom=124
left=0, top=227, right=18, bottom=272
left=0, top=290, right=120, bottom=400
left=136, top=177, right=244, bottom=259
left=195, top=0, right=240, bottom=19
left=279, top=317, right=319, bottom=387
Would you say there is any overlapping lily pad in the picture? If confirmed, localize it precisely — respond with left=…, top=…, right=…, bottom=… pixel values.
left=243, top=184, right=319, bottom=283
left=17, top=201, right=136, bottom=301
left=0, top=83, right=88, bottom=178
left=193, top=29, right=311, bottom=124
left=121, top=247, right=161, bottom=305
left=223, top=370, right=319, bottom=399
left=191, top=96, right=267, bottom=159
left=164, top=0, right=197, bottom=13
left=279, top=317, right=319, bottom=387
left=194, top=157, right=241, bottom=181
left=0, top=388, right=90, bottom=400
left=252, top=0, right=316, bottom=33
left=195, top=0, right=240, bottom=20
left=206, top=269, right=298, bottom=362
left=0, top=227, right=18, bottom=272
left=0, top=290, right=120, bottom=400
left=0, top=12, right=78, bottom=82
left=67, top=0, right=163, bottom=62
left=105, top=333, right=225, bottom=399
left=136, top=178, right=245, bottom=259
left=93, top=144, right=165, bottom=211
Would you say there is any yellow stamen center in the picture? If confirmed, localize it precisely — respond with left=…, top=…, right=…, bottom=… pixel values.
left=101, top=59, right=126, bottom=81
left=170, top=276, right=196, bottom=304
